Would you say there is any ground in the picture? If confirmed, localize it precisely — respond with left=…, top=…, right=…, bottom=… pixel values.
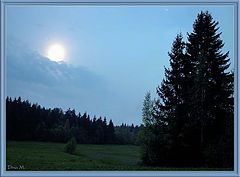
left=6, top=141, right=231, bottom=171
left=7, top=141, right=143, bottom=171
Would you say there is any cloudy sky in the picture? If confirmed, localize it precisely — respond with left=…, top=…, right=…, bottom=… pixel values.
left=5, top=4, right=234, bottom=125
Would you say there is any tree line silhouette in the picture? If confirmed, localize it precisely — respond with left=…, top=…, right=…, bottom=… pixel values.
left=139, top=11, right=234, bottom=168
left=6, top=97, right=139, bottom=144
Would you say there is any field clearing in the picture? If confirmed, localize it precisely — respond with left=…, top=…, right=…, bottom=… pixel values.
left=7, top=141, right=143, bottom=171
left=6, top=141, right=231, bottom=171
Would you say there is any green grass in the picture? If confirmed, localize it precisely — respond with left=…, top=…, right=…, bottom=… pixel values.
left=7, top=141, right=142, bottom=171
left=6, top=141, right=232, bottom=171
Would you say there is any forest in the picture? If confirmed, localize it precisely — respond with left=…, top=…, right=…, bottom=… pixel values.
left=6, top=97, right=140, bottom=145
left=6, top=11, right=234, bottom=169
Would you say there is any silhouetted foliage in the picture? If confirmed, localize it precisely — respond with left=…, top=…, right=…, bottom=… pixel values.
left=115, top=124, right=140, bottom=145
left=6, top=96, right=139, bottom=145
left=140, top=11, right=233, bottom=168
left=6, top=97, right=133, bottom=144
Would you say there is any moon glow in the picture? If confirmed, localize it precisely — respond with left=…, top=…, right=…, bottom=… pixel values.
left=47, top=44, right=66, bottom=62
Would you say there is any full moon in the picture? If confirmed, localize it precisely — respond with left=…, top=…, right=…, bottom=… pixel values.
left=47, top=44, right=66, bottom=62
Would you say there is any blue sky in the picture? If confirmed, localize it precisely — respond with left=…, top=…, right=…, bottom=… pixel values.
left=5, top=5, right=234, bottom=125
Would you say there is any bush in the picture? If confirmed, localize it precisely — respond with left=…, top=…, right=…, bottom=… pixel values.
left=64, top=137, right=77, bottom=154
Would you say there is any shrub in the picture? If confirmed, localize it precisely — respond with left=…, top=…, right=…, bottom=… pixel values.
left=64, top=137, right=77, bottom=154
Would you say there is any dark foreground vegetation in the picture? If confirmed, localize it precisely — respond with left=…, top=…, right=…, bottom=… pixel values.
left=6, top=141, right=231, bottom=171
left=138, top=11, right=234, bottom=169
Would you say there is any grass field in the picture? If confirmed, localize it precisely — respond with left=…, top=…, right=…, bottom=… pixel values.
left=6, top=141, right=231, bottom=171
left=7, top=141, right=143, bottom=171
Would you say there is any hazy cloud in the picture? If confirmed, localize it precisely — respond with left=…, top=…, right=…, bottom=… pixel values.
left=6, top=38, right=112, bottom=121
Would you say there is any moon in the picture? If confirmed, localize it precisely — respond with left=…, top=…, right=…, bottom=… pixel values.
left=47, top=44, right=66, bottom=62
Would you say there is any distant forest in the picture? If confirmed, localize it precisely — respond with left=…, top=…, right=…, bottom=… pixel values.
left=6, top=97, right=140, bottom=145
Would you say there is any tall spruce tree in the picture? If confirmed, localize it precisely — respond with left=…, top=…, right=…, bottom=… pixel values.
left=141, top=11, right=233, bottom=168
left=186, top=11, right=233, bottom=167
left=156, top=33, right=197, bottom=166
left=141, top=34, right=188, bottom=166
left=156, top=33, right=188, bottom=122
left=156, top=34, right=188, bottom=143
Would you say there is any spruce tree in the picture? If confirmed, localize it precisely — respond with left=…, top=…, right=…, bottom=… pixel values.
left=141, top=11, right=233, bottom=168
left=141, top=34, right=188, bottom=166
left=186, top=11, right=233, bottom=167
left=155, top=34, right=188, bottom=140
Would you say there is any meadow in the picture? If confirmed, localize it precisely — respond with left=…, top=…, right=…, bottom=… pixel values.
left=7, top=141, right=143, bottom=171
left=6, top=141, right=230, bottom=171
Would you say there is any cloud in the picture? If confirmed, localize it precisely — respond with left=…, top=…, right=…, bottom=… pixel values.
left=6, top=37, right=144, bottom=125
left=6, top=38, right=110, bottom=118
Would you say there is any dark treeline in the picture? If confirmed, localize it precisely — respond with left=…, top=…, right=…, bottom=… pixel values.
left=139, top=11, right=234, bottom=168
left=6, top=97, right=139, bottom=144
left=115, top=123, right=141, bottom=145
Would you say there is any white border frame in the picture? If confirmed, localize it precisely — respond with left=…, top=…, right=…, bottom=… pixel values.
left=0, top=0, right=239, bottom=177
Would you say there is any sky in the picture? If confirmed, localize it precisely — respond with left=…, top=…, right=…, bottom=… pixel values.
left=5, top=4, right=234, bottom=125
